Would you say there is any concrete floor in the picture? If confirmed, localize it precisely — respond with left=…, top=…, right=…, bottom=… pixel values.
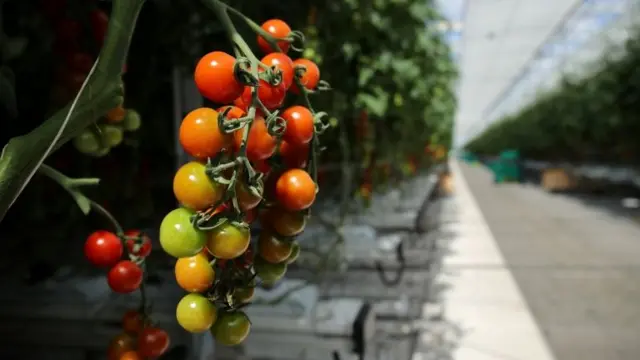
left=453, top=161, right=640, bottom=360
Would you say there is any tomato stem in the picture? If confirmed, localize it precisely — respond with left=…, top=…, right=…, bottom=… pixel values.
left=89, top=200, right=125, bottom=236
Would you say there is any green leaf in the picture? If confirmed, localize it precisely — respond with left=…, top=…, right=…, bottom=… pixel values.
left=358, top=67, right=375, bottom=87
left=356, top=93, right=388, bottom=117
left=69, top=189, right=92, bottom=215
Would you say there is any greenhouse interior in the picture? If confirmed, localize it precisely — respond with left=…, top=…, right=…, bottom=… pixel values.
left=0, top=0, right=639, bottom=359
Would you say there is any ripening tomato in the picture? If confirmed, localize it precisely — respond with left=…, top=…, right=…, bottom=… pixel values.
left=194, top=51, right=244, bottom=104
left=67, top=52, right=94, bottom=73
left=245, top=208, right=257, bottom=223
left=176, top=293, right=217, bottom=333
left=253, top=159, right=272, bottom=173
left=99, top=124, right=123, bottom=147
left=118, top=351, right=142, bottom=360
left=275, top=169, right=316, bottom=211
left=233, top=287, right=255, bottom=304
left=106, top=105, right=126, bottom=123
left=257, top=19, right=292, bottom=54
left=263, top=209, right=306, bottom=237
left=122, top=310, right=145, bottom=335
left=254, top=256, right=287, bottom=285
left=258, top=231, right=293, bottom=264
left=124, top=230, right=152, bottom=258
left=179, top=107, right=231, bottom=159
left=138, top=327, right=170, bottom=358
left=84, top=230, right=123, bottom=267
left=107, top=333, right=135, bottom=360
left=175, top=253, right=215, bottom=293
left=206, top=223, right=250, bottom=260
left=90, top=9, right=109, bottom=46
left=211, top=311, right=251, bottom=346
left=279, top=140, right=308, bottom=169
left=233, top=116, right=276, bottom=162
left=236, top=181, right=262, bottom=211
left=237, top=76, right=286, bottom=110
left=261, top=53, right=294, bottom=89
left=173, top=161, right=224, bottom=211
left=159, top=208, right=207, bottom=258
left=108, top=260, right=143, bottom=293
left=291, top=59, right=320, bottom=94
left=281, top=106, right=314, bottom=146
left=286, top=241, right=300, bottom=264
left=216, top=105, right=245, bottom=121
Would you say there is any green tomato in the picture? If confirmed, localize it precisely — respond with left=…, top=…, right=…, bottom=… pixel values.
left=285, top=241, right=300, bottom=265
left=100, top=124, right=124, bottom=147
left=73, top=130, right=101, bottom=154
left=176, top=293, right=217, bottom=333
left=123, top=109, right=142, bottom=132
left=159, top=208, right=207, bottom=258
left=211, top=311, right=251, bottom=346
left=254, top=255, right=287, bottom=285
left=89, top=146, right=111, bottom=158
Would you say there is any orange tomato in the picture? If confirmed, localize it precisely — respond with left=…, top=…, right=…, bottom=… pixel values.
left=279, top=140, right=309, bottom=169
left=236, top=181, right=262, bottom=211
left=106, top=105, right=126, bottom=123
left=258, top=231, right=293, bottom=263
left=122, top=310, right=145, bottom=335
left=257, top=19, right=292, bottom=54
left=281, top=106, right=314, bottom=146
left=194, top=51, right=244, bottom=104
left=107, top=333, right=135, bottom=360
left=275, top=169, right=316, bottom=211
left=233, top=116, right=276, bottom=162
left=179, top=107, right=231, bottom=160
left=206, top=223, right=251, bottom=260
left=173, top=161, right=224, bottom=211
left=118, top=351, right=142, bottom=360
left=175, top=253, right=215, bottom=292
left=291, top=59, right=320, bottom=94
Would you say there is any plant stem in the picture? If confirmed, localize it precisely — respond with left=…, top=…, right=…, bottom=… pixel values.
left=89, top=200, right=125, bottom=235
left=0, top=0, right=146, bottom=223
left=38, top=164, right=100, bottom=187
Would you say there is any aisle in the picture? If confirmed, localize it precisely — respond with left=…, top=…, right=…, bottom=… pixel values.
left=456, top=161, right=640, bottom=360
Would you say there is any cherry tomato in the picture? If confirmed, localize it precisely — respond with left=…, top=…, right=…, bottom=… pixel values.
left=100, top=124, right=123, bottom=147
left=138, top=327, right=170, bottom=358
left=216, top=105, right=245, bottom=121
left=237, top=76, right=286, bottom=110
left=281, top=106, right=314, bottom=146
left=236, top=181, right=262, bottom=211
left=233, top=116, right=276, bottom=162
left=279, top=140, right=309, bottom=169
left=258, top=231, right=293, bottom=263
left=66, top=52, right=94, bottom=73
left=257, top=19, right=292, bottom=54
left=84, top=230, right=123, bottom=267
left=123, top=110, right=142, bottom=132
left=211, top=311, right=251, bottom=346
left=107, top=333, right=135, bottom=360
left=108, top=260, right=143, bottom=293
left=194, top=51, right=244, bottom=104
left=254, top=256, right=287, bottom=285
left=253, top=159, right=272, bottom=173
left=124, top=230, right=152, bottom=258
left=179, top=107, right=231, bottom=160
left=173, top=161, right=224, bottom=211
left=106, top=105, right=126, bottom=123
left=90, top=9, right=109, bottom=46
left=206, top=223, right=250, bottom=260
left=261, top=53, right=294, bottom=89
left=122, top=310, right=145, bottom=335
left=245, top=207, right=257, bottom=224
left=175, top=253, right=215, bottom=293
left=176, top=293, right=217, bottom=333
left=233, top=287, right=255, bottom=303
left=263, top=209, right=306, bottom=237
left=159, top=208, right=207, bottom=258
left=118, top=351, right=142, bottom=360
left=291, top=59, right=320, bottom=94
left=275, top=169, right=316, bottom=211
left=73, top=130, right=101, bottom=155
left=286, top=241, right=300, bottom=264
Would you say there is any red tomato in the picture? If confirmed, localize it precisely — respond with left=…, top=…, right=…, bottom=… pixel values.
left=261, top=53, right=294, bottom=90
left=253, top=159, right=272, bottom=173
left=195, top=51, right=244, bottom=104
left=275, top=169, right=316, bottom=211
left=257, top=19, right=292, bottom=54
left=237, top=76, right=286, bottom=111
left=138, top=327, right=170, bottom=358
left=66, top=53, right=94, bottom=74
left=280, top=141, right=308, bottom=169
left=291, top=59, right=320, bottom=94
left=281, top=106, right=314, bottom=146
left=245, top=208, right=257, bottom=223
left=233, top=116, right=276, bottom=162
left=90, top=9, right=109, bottom=47
left=108, top=261, right=143, bottom=293
left=124, top=230, right=153, bottom=258
left=217, top=105, right=246, bottom=120
left=84, top=231, right=123, bottom=267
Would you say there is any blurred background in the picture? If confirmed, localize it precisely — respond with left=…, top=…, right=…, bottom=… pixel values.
left=0, top=0, right=639, bottom=359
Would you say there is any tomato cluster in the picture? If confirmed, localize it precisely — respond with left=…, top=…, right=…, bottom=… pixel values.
left=158, top=17, right=324, bottom=346
left=39, top=1, right=141, bottom=158
left=84, top=229, right=171, bottom=359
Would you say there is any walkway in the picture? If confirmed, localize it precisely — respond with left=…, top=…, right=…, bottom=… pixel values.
left=432, top=160, right=640, bottom=360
